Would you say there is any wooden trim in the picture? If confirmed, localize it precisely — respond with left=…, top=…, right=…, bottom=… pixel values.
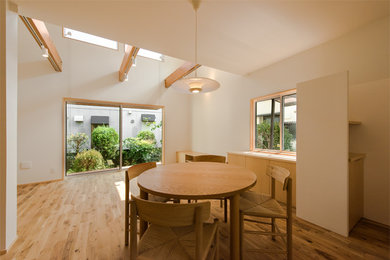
left=19, top=16, right=62, bottom=72
left=349, top=121, right=361, bottom=125
left=62, top=97, right=165, bottom=176
left=361, top=218, right=390, bottom=230
left=0, top=249, right=6, bottom=255
left=250, top=88, right=297, bottom=153
left=251, top=88, right=296, bottom=103
left=63, top=97, right=164, bottom=110
left=62, top=98, right=65, bottom=180
left=17, top=179, right=62, bottom=187
left=62, top=26, right=119, bottom=51
left=250, top=100, right=255, bottom=150
left=164, top=62, right=201, bottom=88
left=119, top=45, right=139, bottom=82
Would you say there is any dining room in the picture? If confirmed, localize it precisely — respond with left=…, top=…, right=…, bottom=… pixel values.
left=1, top=0, right=389, bottom=259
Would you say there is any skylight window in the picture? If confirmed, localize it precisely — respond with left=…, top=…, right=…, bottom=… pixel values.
left=63, top=27, right=118, bottom=50
left=138, top=48, right=163, bottom=61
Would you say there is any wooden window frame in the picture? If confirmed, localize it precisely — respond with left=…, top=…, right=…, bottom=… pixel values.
left=250, top=89, right=296, bottom=155
left=62, top=97, right=165, bottom=178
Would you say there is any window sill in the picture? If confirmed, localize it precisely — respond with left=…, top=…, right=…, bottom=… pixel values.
left=229, top=151, right=296, bottom=162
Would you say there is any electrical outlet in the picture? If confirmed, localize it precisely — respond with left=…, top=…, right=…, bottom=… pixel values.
left=20, top=161, right=32, bottom=169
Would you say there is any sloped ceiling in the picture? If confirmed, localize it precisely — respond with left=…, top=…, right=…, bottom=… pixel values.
left=13, top=0, right=389, bottom=75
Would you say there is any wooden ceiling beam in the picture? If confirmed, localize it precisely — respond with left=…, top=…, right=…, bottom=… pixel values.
left=164, top=62, right=201, bottom=88
left=119, top=45, right=140, bottom=82
left=20, top=16, right=63, bottom=72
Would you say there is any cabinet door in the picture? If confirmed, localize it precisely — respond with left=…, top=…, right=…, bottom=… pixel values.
left=269, top=160, right=296, bottom=207
left=245, top=157, right=270, bottom=195
left=227, top=153, right=246, bottom=167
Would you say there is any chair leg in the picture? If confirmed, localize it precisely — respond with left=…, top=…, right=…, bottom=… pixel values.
left=239, top=212, right=244, bottom=260
left=271, top=217, right=275, bottom=241
left=224, top=199, right=228, bottom=223
left=287, top=217, right=292, bottom=260
left=214, top=227, right=219, bottom=260
left=125, top=202, right=129, bottom=246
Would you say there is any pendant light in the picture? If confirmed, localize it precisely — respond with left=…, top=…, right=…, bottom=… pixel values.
left=171, top=1, right=220, bottom=94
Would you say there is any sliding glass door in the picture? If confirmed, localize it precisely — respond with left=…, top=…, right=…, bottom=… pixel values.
left=65, top=99, right=163, bottom=176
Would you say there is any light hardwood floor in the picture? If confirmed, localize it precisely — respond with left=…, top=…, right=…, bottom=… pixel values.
left=1, top=171, right=389, bottom=260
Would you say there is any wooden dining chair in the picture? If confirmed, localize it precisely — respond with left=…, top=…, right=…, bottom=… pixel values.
left=130, top=196, right=219, bottom=260
left=185, top=154, right=228, bottom=222
left=239, top=165, right=292, bottom=260
left=125, top=162, right=169, bottom=246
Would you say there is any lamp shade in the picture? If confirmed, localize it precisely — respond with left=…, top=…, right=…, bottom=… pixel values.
left=171, top=77, right=220, bottom=94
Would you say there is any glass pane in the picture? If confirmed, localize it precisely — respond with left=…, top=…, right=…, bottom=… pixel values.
left=255, top=98, right=280, bottom=150
left=283, top=94, right=297, bottom=151
left=66, top=104, right=120, bottom=175
left=122, top=108, right=163, bottom=167
left=273, top=98, right=281, bottom=150
left=63, top=28, right=118, bottom=50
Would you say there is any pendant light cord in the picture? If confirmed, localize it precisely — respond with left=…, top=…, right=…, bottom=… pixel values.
left=194, top=8, right=198, bottom=78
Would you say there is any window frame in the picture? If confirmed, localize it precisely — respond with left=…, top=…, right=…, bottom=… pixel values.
left=250, top=88, right=296, bottom=154
left=63, top=97, right=165, bottom=178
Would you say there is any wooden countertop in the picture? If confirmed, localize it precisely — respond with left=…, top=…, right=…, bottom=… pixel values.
left=228, top=151, right=296, bottom=163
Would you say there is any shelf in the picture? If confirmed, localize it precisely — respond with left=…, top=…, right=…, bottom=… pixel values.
left=349, top=121, right=361, bottom=125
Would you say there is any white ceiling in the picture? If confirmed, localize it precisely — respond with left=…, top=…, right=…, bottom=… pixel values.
left=13, top=0, right=389, bottom=75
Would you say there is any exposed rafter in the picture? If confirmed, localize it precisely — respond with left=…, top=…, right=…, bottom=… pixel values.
left=119, top=45, right=140, bottom=82
left=20, top=16, right=63, bottom=72
left=164, top=62, right=201, bottom=88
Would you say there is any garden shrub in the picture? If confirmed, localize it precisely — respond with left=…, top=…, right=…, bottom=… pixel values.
left=123, top=137, right=160, bottom=165
left=137, top=130, right=155, bottom=142
left=71, top=149, right=105, bottom=172
left=256, top=122, right=293, bottom=150
left=67, top=133, right=88, bottom=154
left=91, top=126, right=119, bottom=162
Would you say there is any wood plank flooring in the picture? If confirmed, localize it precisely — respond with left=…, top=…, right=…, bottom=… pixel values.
left=1, top=171, right=389, bottom=260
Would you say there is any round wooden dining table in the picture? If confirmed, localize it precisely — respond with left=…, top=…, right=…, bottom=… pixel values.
left=137, top=162, right=257, bottom=260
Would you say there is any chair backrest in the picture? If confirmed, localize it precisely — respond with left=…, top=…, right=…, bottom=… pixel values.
left=186, top=154, right=226, bottom=163
left=266, top=165, right=291, bottom=190
left=132, top=196, right=210, bottom=227
left=126, top=162, right=156, bottom=181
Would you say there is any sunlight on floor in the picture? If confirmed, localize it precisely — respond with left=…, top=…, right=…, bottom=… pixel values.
left=115, top=180, right=126, bottom=201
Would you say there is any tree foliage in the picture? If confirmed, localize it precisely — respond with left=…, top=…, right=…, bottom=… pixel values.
left=256, top=121, right=294, bottom=150
left=67, top=133, right=88, bottom=154
left=91, top=126, right=119, bottom=161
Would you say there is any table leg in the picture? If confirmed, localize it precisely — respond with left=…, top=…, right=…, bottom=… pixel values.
left=140, top=190, right=148, bottom=238
left=230, top=194, right=240, bottom=260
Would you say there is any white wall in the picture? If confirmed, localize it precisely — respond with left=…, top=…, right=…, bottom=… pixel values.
left=17, top=22, right=193, bottom=184
left=192, top=16, right=389, bottom=225
left=0, top=1, right=18, bottom=251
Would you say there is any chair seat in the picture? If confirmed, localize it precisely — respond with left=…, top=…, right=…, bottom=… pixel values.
left=138, top=222, right=218, bottom=260
left=240, top=191, right=286, bottom=218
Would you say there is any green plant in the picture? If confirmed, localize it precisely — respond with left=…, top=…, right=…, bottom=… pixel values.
left=256, top=121, right=293, bottom=150
left=66, top=152, right=76, bottom=172
left=67, top=133, right=88, bottom=154
left=91, top=126, right=119, bottom=162
left=137, top=130, right=155, bottom=142
left=123, top=137, right=161, bottom=165
left=71, top=149, right=105, bottom=172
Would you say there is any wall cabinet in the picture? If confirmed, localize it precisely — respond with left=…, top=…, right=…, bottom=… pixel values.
left=227, top=152, right=296, bottom=207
